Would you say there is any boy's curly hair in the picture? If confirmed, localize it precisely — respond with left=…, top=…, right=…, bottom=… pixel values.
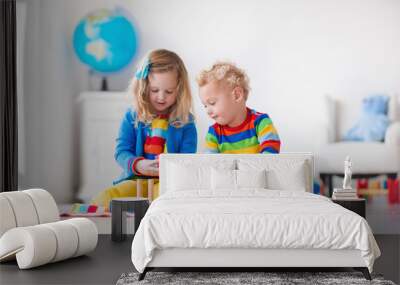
left=197, top=62, right=250, bottom=99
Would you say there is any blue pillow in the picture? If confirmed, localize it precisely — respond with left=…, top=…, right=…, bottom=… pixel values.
left=343, top=95, right=390, bottom=142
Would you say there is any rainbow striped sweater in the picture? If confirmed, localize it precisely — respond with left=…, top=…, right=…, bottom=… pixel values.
left=205, top=108, right=281, bottom=154
left=143, top=115, right=168, bottom=159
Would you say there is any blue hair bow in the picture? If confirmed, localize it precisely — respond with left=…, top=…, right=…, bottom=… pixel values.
left=135, top=59, right=151, bottom=80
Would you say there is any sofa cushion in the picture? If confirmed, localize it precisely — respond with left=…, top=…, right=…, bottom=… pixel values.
left=318, top=141, right=399, bottom=173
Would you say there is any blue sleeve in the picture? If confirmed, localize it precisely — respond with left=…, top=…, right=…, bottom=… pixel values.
left=179, top=121, right=197, bottom=153
left=114, top=109, right=139, bottom=176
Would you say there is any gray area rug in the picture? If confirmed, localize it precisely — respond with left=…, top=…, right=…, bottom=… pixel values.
left=116, top=271, right=396, bottom=285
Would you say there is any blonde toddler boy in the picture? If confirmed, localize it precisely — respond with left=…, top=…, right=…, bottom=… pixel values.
left=197, top=62, right=281, bottom=154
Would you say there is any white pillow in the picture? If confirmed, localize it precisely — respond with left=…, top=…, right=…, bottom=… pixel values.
left=211, top=168, right=236, bottom=190
left=166, top=160, right=235, bottom=192
left=211, top=168, right=267, bottom=190
left=237, top=169, right=267, bottom=189
left=167, top=163, right=208, bottom=191
left=265, top=164, right=307, bottom=191
left=238, top=159, right=310, bottom=191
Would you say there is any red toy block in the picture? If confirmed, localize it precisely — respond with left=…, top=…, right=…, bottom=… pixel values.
left=87, top=205, right=98, bottom=213
left=357, top=179, right=368, bottom=189
left=387, top=179, right=399, bottom=204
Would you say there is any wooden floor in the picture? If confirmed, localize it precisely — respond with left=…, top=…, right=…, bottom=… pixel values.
left=0, top=235, right=399, bottom=285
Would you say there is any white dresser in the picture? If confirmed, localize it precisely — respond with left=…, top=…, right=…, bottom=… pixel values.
left=77, top=92, right=131, bottom=202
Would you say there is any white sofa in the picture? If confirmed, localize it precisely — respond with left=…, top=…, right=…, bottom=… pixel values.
left=0, top=189, right=98, bottom=269
left=317, top=95, right=400, bottom=195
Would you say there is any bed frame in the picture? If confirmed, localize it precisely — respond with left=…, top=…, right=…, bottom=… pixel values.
left=142, top=248, right=371, bottom=280
left=139, top=153, right=371, bottom=281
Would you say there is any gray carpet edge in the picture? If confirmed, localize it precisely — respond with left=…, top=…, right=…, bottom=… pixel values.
left=116, top=271, right=396, bottom=285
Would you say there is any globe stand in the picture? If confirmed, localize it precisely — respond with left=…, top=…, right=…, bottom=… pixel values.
left=101, top=77, right=108, bottom=91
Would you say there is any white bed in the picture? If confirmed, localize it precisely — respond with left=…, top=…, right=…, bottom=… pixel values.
left=131, top=153, right=380, bottom=280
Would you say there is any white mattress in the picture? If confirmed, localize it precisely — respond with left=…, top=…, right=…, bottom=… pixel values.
left=131, top=190, right=380, bottom=273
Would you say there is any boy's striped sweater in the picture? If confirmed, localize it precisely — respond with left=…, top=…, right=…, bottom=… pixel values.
left=205, top=108, right=281, bottom=154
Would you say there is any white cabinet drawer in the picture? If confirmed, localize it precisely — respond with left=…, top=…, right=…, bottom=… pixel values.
left=78, top=92, right=131, bottom=120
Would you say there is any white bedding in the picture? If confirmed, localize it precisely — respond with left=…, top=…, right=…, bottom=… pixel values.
left=131, top=190, right=380, bottom=273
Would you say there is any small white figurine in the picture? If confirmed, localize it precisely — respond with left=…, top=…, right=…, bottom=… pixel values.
left=343, top=156, right=352, bottom=190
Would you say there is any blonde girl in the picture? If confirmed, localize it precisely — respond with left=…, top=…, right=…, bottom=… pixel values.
left=92, top=49, right=197, bottom=209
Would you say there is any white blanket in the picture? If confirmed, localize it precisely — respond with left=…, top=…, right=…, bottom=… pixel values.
left=131, top=190, right=380, bottom=273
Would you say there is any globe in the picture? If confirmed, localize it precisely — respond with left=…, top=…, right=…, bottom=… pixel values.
left=73, top=8, right=138, bottom=74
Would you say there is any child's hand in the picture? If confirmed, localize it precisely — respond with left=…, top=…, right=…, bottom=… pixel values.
left=135, top=159, right=159, bottom=176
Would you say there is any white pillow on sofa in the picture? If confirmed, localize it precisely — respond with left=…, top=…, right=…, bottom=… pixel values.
left=166, top=160, right=235, bottom=192
left=211, top=168, right=267, bottom=190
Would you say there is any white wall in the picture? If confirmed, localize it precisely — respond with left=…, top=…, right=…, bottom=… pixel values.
left=20, top=0, right=400, bottom=202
